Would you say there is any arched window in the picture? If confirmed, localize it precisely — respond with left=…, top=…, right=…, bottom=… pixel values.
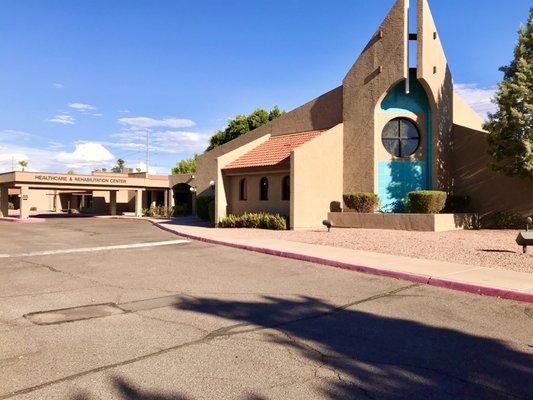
left=381, top=118, right=420, bottom=158
left=282, top=176, right=290, bottom=201
left=260, top=177, right=269, bottom=201
left=239, top=178, right=247, bottom=201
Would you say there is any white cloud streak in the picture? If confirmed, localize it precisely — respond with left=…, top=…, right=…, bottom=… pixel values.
left=454, top=83, right=497, bottom=118
left=47, top=114, right=76, bottom=125
left=69, top=102, right=97, bottom=112
left=118, top=116, right=195, bottom=129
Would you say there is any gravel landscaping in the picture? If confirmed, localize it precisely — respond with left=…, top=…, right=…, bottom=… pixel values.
left=217, top=228, right=533, bottom=273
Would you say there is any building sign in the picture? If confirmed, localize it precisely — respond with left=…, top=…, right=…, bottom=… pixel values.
left=34, top=174, right=127, bottom=184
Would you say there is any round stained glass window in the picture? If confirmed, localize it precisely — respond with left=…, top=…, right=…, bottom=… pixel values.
left=381, top=118, right=420, bottom=158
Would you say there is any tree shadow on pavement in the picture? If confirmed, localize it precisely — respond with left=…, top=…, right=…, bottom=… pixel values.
left=72, top=376, right=190, bottom=400
left=172, top=295, right=533, bottom=400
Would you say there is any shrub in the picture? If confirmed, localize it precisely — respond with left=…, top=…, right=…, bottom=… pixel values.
left=142, top=206, right=174, bottom=218
left=487, top=211, right=527, bottom=229
left=443, top=195, right=471, bottom=213
left=8, top=202, right=14, bottom=210
left=196, top=196, right=214, bottom=221
left=219, top=212, right=287, bottom=230
left=343, top=193, right=379, bottom=213
left=329, top=201, right=342, bottom=212
left=406, top=191, right=447, bottom=214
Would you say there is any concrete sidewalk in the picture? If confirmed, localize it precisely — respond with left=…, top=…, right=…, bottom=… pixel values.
left=153, top=218, right=533, bottom=303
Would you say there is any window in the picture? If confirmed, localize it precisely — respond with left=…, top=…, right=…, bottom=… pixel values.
left=260, top=177, right=269, bottom=201
left=381, top=118, right=420, bottom=158
left=282, top=176, right=290, bottom=201
left=239, top=178, right=247, bottom=201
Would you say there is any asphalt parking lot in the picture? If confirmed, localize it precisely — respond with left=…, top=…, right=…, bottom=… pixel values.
left=0, top=218, right=532, bottom=400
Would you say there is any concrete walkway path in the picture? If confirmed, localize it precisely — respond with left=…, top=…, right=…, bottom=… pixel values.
left=153, top=218, right=533, bottom=303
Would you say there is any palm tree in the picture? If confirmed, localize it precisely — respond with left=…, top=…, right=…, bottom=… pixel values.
left=18, top=160, right=28, bottom=171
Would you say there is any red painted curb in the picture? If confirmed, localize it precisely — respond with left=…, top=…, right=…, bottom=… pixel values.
left=0, top=217, right=46, bottom=224
left=147, top=220, right=533, bottom=304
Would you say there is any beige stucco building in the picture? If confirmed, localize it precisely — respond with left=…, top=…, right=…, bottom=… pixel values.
left=0, top=171, right=174, bottom=219
left=190, top=0, right=533, bottom=229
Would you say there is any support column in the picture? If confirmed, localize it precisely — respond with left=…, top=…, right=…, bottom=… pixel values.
left=163, top=189, right=168, bottom=208
left=19, top=185, right=30, bottom=219
left=0, top=186, right=9, bottom=218
left=109, top=190, right=117, bottom=216
left=169, top=189, right=175, bottom=207
left=135, top=189, right=143, bottom=217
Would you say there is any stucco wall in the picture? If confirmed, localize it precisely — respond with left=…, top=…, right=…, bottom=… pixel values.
left=227, top=172, right=290, bottom=217
left=27, top=189, right=55, bottom=211
left=291, top=124, right=344, bottom=229
left=343, top=0, right=408, bottom=194
left=451, top=124, right=533, bottom=218
left=417, top=0, right=454, bottom=191
left=195, top=86, right=343, bottom=200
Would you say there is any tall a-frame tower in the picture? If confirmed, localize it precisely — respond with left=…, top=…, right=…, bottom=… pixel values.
left=342, top=0, right=455, bottom=211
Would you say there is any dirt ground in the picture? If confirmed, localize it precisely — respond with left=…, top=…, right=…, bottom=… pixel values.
left=216, top=228, right=533, bottom=273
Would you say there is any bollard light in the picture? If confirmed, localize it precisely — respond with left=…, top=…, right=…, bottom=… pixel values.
left=322, top=219, right=333, bottom=232
left=516, top=217, right=533, bottom=254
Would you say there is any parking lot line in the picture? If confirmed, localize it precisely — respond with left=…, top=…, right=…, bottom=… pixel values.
left=0, top=239, right=189, bottom=258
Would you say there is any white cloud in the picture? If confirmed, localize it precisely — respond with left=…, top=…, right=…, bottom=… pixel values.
left=91, top=113, right=103, bottom=117
left=69, top=102, right=97, bottom=112
left=53, top=83, right=64, bottom=89
left=105, top=129, right=209, bottom=154
left=57, top=142, right=114, bottom=166
left=454, top=83, right=497, bottom=118
left=0, top=129, right=34, bottom=142
left=118, top=116, right=195, bottom=129
left=48, top=114, right=76, bottom=125
left=118, top=109, right=130, bottom=114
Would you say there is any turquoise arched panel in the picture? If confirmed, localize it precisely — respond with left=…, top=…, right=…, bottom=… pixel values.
left=378, top=70, right=432, bottom=212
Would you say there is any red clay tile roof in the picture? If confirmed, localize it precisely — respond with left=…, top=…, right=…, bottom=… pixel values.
left=223, top=131, right=323, bottom=170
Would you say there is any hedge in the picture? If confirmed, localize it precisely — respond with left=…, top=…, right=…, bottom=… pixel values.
left=406, top=190, right=447, bottom=214
left=219, top=212, right=287, bottom=230
left=343, top=192, right=379, bottom=213
left=196, top=196, right=214, bottom=221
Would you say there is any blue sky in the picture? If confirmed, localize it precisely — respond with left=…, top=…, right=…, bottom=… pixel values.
left=0, top=0, right=530, bottom=174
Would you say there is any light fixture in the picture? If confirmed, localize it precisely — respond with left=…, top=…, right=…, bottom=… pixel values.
left=322, top=219, right=333, bottom=232
left=189, top=186, right=197, bottom=193
left=209, top=180, right=215, bottom=190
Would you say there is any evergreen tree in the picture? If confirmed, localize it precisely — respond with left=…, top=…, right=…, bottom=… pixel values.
left=484, top=8, right=533, bottom=178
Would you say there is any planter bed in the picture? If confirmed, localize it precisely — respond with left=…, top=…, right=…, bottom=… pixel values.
left=327, top=212, right=476, bottom=232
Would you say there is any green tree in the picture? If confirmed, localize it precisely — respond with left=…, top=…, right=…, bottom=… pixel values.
left=18, top=160, right=28, bottom=171
left=206, top=106, right=285, bottom=151
left=172, top=154, right=198, bottom=174
left=484, top=8, right=533, bottom=178
left=112, top=159, right=125, bottom=173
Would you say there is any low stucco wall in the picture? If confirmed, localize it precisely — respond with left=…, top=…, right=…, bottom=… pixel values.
left=328, top=212, right=475, bottom=232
